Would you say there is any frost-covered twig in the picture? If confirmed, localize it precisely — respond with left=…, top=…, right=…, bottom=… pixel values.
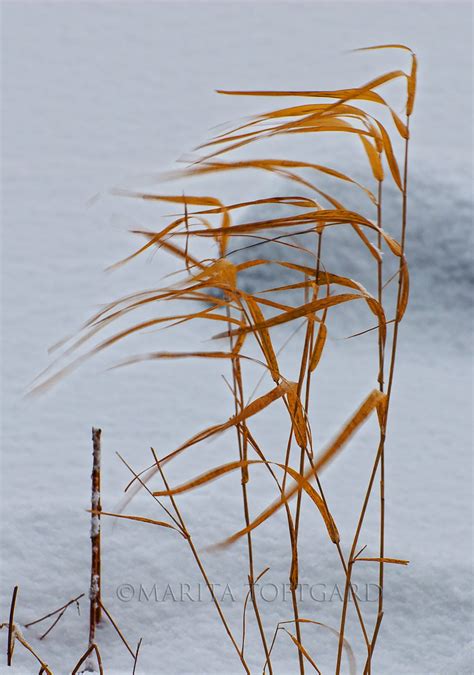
left=89, top=427, right=102, bottom=647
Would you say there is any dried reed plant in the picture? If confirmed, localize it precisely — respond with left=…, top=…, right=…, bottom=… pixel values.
left=32, top=44, right=417, bottom=673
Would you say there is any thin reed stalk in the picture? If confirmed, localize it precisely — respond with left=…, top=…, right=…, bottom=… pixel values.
left=150, top=449, right=250, bottom=674
left=336, top=113, right=412, bottom=675
left=226, top=302, right=273, bottom=672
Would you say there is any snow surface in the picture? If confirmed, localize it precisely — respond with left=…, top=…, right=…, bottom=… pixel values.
left=1, top=2, right=473, bottom=674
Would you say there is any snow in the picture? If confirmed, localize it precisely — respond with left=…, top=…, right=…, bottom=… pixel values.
left=90, top=517, right=100, bottom=539
left=1, top=2, right=472, bottom=674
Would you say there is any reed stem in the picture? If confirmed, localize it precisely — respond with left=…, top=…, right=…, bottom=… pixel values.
left=336, top=118, right=411, bottom=675
left=226, top=301, right=273, bottom=672
left=151, top=449, right=250, bottom=674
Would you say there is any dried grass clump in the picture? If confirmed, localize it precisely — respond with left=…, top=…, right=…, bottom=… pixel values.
left=33, top=44, right=417, bottom=673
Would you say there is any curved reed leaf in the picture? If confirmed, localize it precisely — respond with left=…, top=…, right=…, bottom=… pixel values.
left=309, top=323, right=327, bottom=373
left=214, top=390, right=384, bottom=548
left=152, top=458, right=338, bottom=544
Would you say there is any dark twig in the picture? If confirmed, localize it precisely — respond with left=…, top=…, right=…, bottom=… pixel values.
left=132, top=638, right=143, bottom=675
left=25, top=593, right=84, bottom=635
left=7, top=585, right=18, bottom=665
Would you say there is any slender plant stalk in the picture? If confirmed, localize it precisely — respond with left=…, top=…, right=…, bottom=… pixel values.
left=98, top=601, right=135, bottom=658
left=132, top=638, right=143, bottom=675
left=293, top=230, right=323, bottom=543
left=289, top=287, right=315, bottom=675
left=226, top=301, right=273, bottom=673
left=280, top=398, right=308, bottom=675
left=151, top=449, right=251, bottom=674
left=374, top=176, right=385, bottom=675
left=336, top=117, right=411, bottom=675
left=245, top=425, right=321, bottom=670
left=275, top=261, right=323, bottom=675
left=289, top=232, right=370, bottom=666
left=89, top=427, right=102, bottom=647
left=292, top=234, right=372, bottom=656
left=7, top=585, right=18, bottom=665
left=362, top=114, right=412, bottom=674
left=234, top=297, right=306, bottom=675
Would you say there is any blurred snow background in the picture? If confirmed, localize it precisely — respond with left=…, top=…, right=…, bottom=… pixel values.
left=1, top=2, right=472, bottom=673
